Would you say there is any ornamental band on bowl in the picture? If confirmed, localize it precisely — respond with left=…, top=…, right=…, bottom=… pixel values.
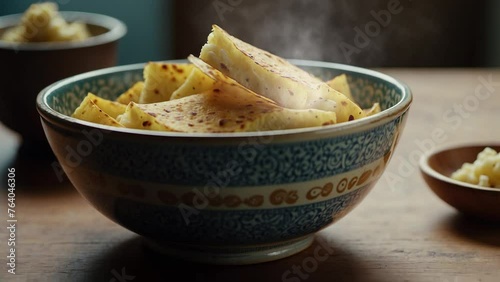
left=36, top=25, right=412, bottom=264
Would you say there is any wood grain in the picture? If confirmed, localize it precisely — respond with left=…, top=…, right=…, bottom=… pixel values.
left=1, top=69, right=500, bottom=282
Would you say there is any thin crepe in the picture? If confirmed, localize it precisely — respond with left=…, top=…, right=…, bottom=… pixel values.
left=200, top=25, right=364, bottom=122
left=123, top=56, right=336, bottom=133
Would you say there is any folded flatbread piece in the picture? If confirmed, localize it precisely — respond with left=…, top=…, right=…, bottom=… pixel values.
left=139, top=63, right=193, bottom=103
left=200, top=25, right=364, bottom=122
left=117, top=56, right=336, bottom=133
left=72, top=93, right=124, bottom=127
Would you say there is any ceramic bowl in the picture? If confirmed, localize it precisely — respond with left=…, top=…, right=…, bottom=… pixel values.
left=36, top=60, right=412, bottom=264
left=420, top=144, right=500, bottom=221
left=0, top=11, right=126, bottom=158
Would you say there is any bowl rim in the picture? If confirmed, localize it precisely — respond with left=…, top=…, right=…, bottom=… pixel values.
left=0, top=11, right=127, bottom=51
left=419, top=143, right=500, bottom=192
left=36, top=59, right=412, bottom=139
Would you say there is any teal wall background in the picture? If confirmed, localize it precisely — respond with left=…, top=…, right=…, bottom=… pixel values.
left=0, top=0, right=174, bottom=65
left=3, top=1, right=500, bottom=67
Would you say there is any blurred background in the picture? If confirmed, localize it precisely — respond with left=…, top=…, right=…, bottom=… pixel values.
left=2, top=0, right=500, bottom=67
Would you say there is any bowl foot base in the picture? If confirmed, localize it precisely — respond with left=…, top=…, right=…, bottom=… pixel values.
left=142, top=235, right=314, bottom=265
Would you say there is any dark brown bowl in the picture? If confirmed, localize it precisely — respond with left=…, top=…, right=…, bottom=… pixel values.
left=0, top=11, right=126, bottom=159
left=420, top=144, right=500, bottom=221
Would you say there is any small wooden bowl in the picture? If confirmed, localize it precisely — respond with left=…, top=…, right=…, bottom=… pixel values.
left=420, top=144, right=500, bottom=221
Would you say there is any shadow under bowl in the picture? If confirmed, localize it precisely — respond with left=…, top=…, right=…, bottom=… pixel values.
left=0, top=11, right=126, bottom=159
left=36, top=60, right=412, bottom=264
left=420, top=144, right=500, bottom=222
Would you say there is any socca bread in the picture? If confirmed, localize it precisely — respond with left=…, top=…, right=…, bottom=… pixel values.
left=71, top=24, right=379, bottom=133
left=200, top=25, right=365, bottom=122
left=115, top=56, right=336, bottom=133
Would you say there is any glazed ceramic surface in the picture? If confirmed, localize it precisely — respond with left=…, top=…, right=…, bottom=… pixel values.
left=37, top=60, right=412, bottom=264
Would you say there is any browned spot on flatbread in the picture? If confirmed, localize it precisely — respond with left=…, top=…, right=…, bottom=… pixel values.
left=220, top=63, right=229, bottom=72
left=219, top=119, right=227, bottom=126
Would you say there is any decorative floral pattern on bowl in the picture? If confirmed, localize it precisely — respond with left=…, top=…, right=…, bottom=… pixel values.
left=37, top=60, right=412, bottom=265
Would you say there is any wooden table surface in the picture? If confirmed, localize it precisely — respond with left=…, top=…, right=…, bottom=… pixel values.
left=1, top=69, right=500, bottom=282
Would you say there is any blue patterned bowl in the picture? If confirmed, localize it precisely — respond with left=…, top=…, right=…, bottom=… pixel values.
left=36, top=60, right=411, bottom=264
